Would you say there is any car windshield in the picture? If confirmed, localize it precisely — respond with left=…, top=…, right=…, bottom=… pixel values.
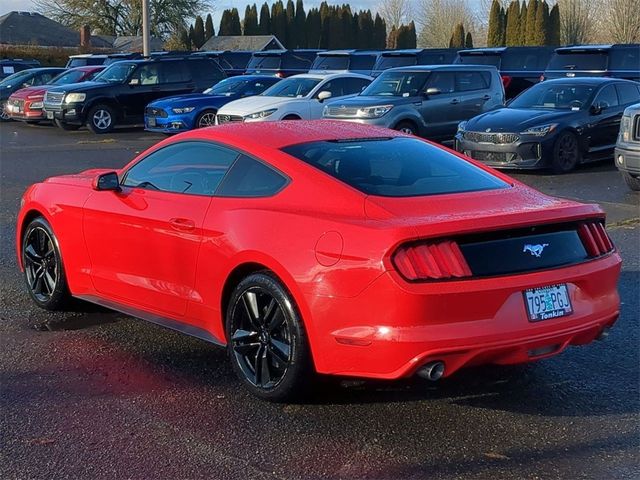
left=94, top=63, right=137, bottom=83
left=312, top=56, right=350, bottom=71
left=51, top=70, right=86, bottom=85
left=283, top=137, right=508, bottom=197
left=208, top=78, right=252, bottom=95
left=547, top=52, right=608, bottom=70
left=509, top=83, right=596, bottom=110
left=361, top=71, right=430, bottom=97
left=0, top=70, right=32, bottom=87
left=261, top=77, right=320, bottom=98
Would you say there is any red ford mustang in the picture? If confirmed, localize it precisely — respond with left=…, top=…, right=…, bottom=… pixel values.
left=17, top=121, right=621, bottom=400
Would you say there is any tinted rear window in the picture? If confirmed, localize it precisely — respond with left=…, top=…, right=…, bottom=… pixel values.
left=248, top=55, right=281, bottom=70
left=501, top=50, right=551, bottom=70
left=377, top=55, right=417, bottom=70
left=417, top=52, right=454, bottom=65
left=457, top=54, right=501, bottom=67
left=350, top=54, right=377, bottom=70
left=188, top=59, right=224, bottom=81
left=610, top=47, right=640, bottom=71
left=281, top=53, right=314, bottom=69
left=282, top=137, right=508, bottom=197
left=312, top=55, right=350, bottom=71
left=547, top=52, right=608, bottom=70
left=221, top=52, right=252, bottom=69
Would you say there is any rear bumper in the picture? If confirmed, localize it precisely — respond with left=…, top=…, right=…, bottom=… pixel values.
left=615, top=146, right=640, bottom=176
left=306, top=252, right=621, bottom=379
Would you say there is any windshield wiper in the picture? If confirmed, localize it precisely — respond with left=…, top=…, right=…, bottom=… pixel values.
left=563, top=64, right=577, bottom=69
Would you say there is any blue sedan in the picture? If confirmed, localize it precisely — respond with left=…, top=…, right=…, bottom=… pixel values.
left=144, top=75, right=282, bottom=133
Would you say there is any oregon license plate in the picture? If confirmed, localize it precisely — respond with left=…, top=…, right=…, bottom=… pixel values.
left=148, top=117, right=156, bottom=127
left=523, top=284, right=573, bottom=321
left=46, top=110, right=53, bottom=119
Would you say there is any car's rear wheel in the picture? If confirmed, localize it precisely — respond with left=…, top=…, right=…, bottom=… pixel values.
left=552, top=131, right=580, bottom=173
left=87, top=104, right=115, bottom=134
left=282, top=115, right=301, bottom=120
left=621, top=171, right=640, bottom=191
left=196, top=109, right=217, bottom=128
left=53, top=119, right=81, bottom=131
left=22, top=217, right=70, bottom=310
left=226, top=272, right=312, bottom=401
left=395, top=121, right=417, bottom=135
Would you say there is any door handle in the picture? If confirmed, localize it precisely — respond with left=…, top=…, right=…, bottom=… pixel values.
left=482, top=95, right=491, bottom=100
left=450, top=99, right=460, bottom=105
left=169, top=218, right=196, bottom=231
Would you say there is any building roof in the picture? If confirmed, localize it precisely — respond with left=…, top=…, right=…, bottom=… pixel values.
left=199, top=35, right=284, bottom=52
left=0, top=11, right=80, bottom=47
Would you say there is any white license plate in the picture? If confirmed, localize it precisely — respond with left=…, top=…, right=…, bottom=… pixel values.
left=46, top=110, right=54, bottom=119
left=523, top=284, right=573, bottom=321
left=148, top=117, right=156, bottom=127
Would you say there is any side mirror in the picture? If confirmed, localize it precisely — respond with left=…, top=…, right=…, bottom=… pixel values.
left=590, top=102, right=605, bottom=115
left=93, top=171, right=120, bottom=191
left=317, top=91, right=332, bottom=102
left=424, top=87, right=441, bottom=96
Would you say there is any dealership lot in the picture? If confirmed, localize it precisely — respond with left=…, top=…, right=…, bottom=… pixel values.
left=1, top=122, right=638, bottom=479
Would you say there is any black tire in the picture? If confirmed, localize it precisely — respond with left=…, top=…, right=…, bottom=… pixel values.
left=87, top=104, right=116, bottom=134
left=621, top=171, right=640, bottom=191
left=394, top=120, right=417, bottom=135
left=282, top=115, right=301, bottom=120
left=225, top=272, right=312, bottom=401
left=0, top=103, right=11, bottom=122
left=53, top=119, right=81, bottom=131
left=21, top=217, right=71, bottom=311
left=551, top=131, right=581, bottom=174
left=195, top=109, right=217, bottom=128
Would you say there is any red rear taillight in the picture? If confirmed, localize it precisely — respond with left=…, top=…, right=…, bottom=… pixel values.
left=501, top=75, right=512, bottom=89
left=392, top=240, right=472, bottom=281
left=577, top=221, right=614, bottom=258
left=275, top=71, right=284, bottom=78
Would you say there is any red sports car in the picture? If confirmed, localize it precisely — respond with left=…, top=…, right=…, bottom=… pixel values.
left=16, top=121, right=621, bottom=400
left=7, top=66, right=104, bottom=123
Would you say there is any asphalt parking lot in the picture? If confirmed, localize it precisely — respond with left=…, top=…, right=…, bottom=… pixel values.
left=1, top=122, right=638, bottom=480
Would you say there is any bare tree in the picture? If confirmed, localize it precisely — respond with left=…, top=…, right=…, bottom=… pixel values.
left=557, top=0, right=596, bottom=45
left=599, top=0, right=640, bottom=43
left=416, top=0, right=478, bottom=48
left=378, top=0, right=413, bottom=29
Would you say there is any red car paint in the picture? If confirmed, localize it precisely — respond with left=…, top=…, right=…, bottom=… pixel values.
left=7, top=66, right=104, bottom=121
left=16, top=121, right=621, bottom=380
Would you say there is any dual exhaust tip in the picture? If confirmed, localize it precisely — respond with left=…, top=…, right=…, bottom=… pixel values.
left=416, top=361, right=445, bottom=381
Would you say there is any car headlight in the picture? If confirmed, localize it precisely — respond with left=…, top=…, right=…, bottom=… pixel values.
left=458, top=121, right=468, bottom=132
left=64, top=93, right=86, bottom=103
left=30, top=101, right=44, bottom=109
left=520, top=123, right=558, bottom=136
left=619, top=115, right=631, bottom=142
left=171, top=107, right=195, bottom=114
left=245, top=108, right=277, bottom=120
left=355, top=105, right=393, bottom=118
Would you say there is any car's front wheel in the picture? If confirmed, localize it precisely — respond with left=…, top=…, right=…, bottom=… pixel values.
left=395, top=121, right=417, bottom=135
left=0, top=103, right=10, bottom=122
left=53, top=119, right=81, bottom=131
left=226, top=272, right=312, bottom=401
left=22, top=217, right=71, bottom=310
left=196, top=109, right=217, bottom=128
left=87, top=104, right=116, bottom=134
left=552, top=131, right=581, bottom=173
left=621, top=171, right=640, bottom=191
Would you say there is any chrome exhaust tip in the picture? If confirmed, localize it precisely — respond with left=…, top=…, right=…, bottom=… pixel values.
left=596, top=328, right=610, bottom=341
left=417, top=361, right=445, bottom=381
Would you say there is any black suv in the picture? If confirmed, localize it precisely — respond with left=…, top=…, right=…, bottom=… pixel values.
left=244, top=50, right=321, bottom=77
left=543, top=44, right=640, bottom=82
left=44, top=56, right=226, bottom=133
left=455, top=46, right=554, bottom=98
left=0, top=59, right=41, bottom=80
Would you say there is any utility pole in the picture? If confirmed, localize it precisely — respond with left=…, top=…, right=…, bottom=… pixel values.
left=142, top=0, right=150, bottom=57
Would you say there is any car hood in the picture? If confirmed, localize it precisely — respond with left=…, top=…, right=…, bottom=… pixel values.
left=218, top=95, right=299, bottom=115
left=9, top=85, right=49, bottom=99
left=327, top=95, right=418, bottom=108
left=465, top=108, right=578, bottom=132
left=149, top=92, right=240, bottom=109
left=46, top=81, right=109, bottom=94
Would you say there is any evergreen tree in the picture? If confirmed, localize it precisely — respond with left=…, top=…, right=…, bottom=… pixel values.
left=465, top=31, right=473, bottom=48
left=548, top=3, right=560, bottom=46
left=534, top=0, right=549, bottom=45
left=341, top=6, right=354, bottom=48
left=205, top=13, right=214, bottom=41
left=285, top=0, right=296, bottom=48
left=519, top=1, right=528, bottom=45
left=189, top=24, right=195, bottom=45
left=294, top=0, right=307, bottom=48
left=525, top=0, right=538, bottom=46
left=180, top=26, right=192, bottom=50
left=218, top=10, right=229, bottom=35
left=487, top=0, right=505, bottom=47
left=387, top=25, right=398, bottom=49
left=318, top=4, right=331, bottom=48
left=373, top=13, right=386, bottom=50
left=305, top=8, right=321, bottom=48
left=505, top=1, right=521, bottom=46
left=259, top=2, right=271, bottom=35
left=449, top=23, right=466, bottom=48
left=357, top=10, right=374, bottom=49
left=193, top=15, right=205, bottom=48
left=271, top=1, right=287, bottom=44
left=231, top=8, right=242, bottom=35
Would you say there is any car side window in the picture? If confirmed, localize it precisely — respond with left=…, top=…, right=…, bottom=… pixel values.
left=216, top=155, right=287, bottom=197
left=318, top=79, right=348, bottom=98
left=593, top=85, right=619, bottom=108
left=425, top=72, right=455, bottom=94
left=347, top=77, right=371, bottom=93
left=36, top=73, right=54, bottom=85
left=455, top=71, right=489, bottom=92
left=122, top=142, right=239, bottom=196
left=132, top=64, right=160, bottom=85
left=615, top=83, right=640, bottom=105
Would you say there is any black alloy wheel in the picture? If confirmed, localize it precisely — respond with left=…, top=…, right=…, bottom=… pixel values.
left=22, top=217, right=70, bottom=310
left=552, top=131, right=580, bottom=173
left=226, top=272, right=312, bottom=401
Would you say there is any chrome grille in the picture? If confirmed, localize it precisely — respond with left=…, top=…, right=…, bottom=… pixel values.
left=216, top=114, right=244, bottom=124
left=145, top=107, right=168, bottom=118
left=325, top=106, right=359, bottom=117
left=44, top=91, right=64, bottom=105
left=634, top=114, right=640, bottom=141
left=463, top=131, right=520, bottom=144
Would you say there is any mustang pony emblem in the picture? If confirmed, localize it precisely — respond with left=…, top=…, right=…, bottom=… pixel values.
left=523, top=243, right=549, bottom=257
